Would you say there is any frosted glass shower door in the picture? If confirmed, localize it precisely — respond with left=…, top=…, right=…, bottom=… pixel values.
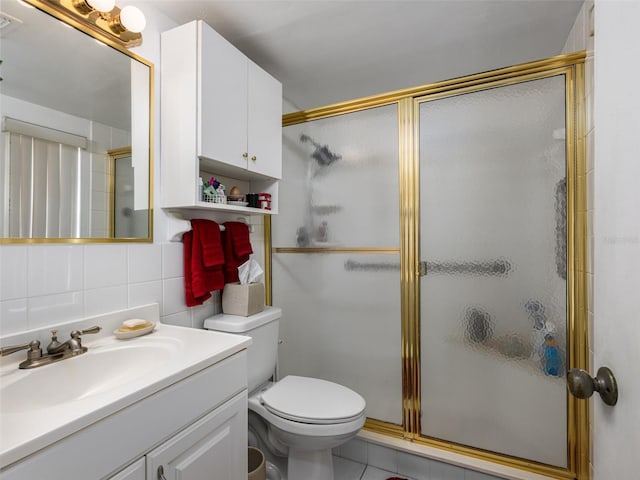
left=273, top=104, right=402, bottom=425
left=418, top=75, right=568, bottom=467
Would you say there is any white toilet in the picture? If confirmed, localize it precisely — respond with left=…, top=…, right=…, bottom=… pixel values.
left=204, top=306, right=366, bottom=480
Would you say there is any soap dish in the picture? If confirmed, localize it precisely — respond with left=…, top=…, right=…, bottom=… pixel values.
left=113, top=322, right=155, bottom=339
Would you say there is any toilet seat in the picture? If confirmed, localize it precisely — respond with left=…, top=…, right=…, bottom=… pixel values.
left=261, top=376, right=366, bottom=425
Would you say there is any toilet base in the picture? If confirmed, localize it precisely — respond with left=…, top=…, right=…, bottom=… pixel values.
left=288, top=448, right=334, bottom=480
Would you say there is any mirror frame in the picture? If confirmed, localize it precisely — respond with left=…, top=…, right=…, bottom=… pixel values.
left=0, top=0, right=154, bottom=244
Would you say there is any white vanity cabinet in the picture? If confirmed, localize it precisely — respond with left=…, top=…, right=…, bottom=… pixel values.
left=161, top=20, right=282, bottom=217
left=108, top=459, right=145, bottom=480
left=0, top=350, right=248, bottom=480
left=145, top=392, right=246, bottom=480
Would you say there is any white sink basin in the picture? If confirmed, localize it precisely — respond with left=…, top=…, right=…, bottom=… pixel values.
left=0, top=305, right=251, bottom=470
left=0, top=339, right=179, bottom=413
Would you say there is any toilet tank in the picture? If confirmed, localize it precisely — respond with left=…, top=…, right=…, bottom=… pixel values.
left=204, top=306, right=281, bottom=393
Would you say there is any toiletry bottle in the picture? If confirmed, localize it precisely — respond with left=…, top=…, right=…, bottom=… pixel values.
left=317, top=221, right=328, bottom=242
left=542, top=333, right=562, bottom=376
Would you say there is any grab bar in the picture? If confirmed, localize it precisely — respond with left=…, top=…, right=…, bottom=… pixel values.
left=344, top=259, right=511, bottom=276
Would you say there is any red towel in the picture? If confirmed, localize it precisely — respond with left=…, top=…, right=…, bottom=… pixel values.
left=222, top=222, right=253, bottom=283
left=183, top=220, right=225, bottom=307
left=191, top=219, right=225, bottom=267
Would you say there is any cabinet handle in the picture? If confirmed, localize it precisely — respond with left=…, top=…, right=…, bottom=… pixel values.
left=157, top=465, right=167, bottom=480
left=242, top=152, right=248, bottom=158
left=251, top=155, right=257, bottom=161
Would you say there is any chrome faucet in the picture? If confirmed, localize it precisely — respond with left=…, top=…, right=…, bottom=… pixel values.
left=0, top=326, right=102, bottom=369
left=47, top=326, right=101, bottom=355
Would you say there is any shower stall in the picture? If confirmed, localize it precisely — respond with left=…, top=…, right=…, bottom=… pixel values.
left=269, top=53, right=588, bottom=480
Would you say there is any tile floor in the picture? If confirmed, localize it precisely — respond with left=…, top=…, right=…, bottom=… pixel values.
left=334, top=456, right=417, bottom=480
left=260, top=437, right=504, bottom=480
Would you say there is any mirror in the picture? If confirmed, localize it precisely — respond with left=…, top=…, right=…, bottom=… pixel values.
left=0, top=0, right=153, bottom=243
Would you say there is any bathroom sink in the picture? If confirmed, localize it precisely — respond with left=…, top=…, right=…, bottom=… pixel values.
left=0, top=304, right=251, bottom=471
left=0, top=339, right=178, bottom=413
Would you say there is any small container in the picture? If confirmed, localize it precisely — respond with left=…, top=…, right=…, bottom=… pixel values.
left=202, top=192, right=226, bottom=204
left=222, top=282, right=265, bottom=316
left=246, top=193, right=259, bottom=208
left=258, top=193, right=272, bottom=210
left=248, top=447, right=266, bottom=480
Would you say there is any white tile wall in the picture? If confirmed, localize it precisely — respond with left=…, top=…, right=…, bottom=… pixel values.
left=84, top=285, right=128, bottom=316
left=0, top=246, right=27, bottom=301
left=0, top=299, right=27, bottom=336
left=0, top=235, right=260, bottom=335
left=27, top=291, right=84, bottom=329
left=128, top=244, right=162, bottom=283
left=84, top=245, right=128, bottom=289
left=27, top=245, right=83, bottom=296
left=128, top=280, right=163, bottom=310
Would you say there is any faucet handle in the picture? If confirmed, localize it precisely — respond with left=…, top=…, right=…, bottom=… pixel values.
left=1, top=340, right=42, bottom=359
left=71, top=326, right=102, bottom=338
left=47, top=330, right=63, bottom=354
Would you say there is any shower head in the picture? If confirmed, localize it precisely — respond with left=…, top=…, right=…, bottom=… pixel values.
left=300, top=134, right=341, bottom=166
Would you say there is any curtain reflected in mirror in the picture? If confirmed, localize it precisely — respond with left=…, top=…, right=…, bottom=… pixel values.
left=5, top=132, right=89, bottom=238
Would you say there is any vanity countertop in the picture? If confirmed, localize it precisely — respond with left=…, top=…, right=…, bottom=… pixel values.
left=0, top=307, right=250, bottom=470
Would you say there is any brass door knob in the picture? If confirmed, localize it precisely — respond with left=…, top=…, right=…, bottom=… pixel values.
left=251, top=155, right=257, bottom=161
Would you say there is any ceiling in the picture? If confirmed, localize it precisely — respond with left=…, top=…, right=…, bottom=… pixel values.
left=149, top=0, right=585, bottom=112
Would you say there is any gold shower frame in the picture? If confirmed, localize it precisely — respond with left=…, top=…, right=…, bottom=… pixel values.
left=271, top=52, right=588, bottom=480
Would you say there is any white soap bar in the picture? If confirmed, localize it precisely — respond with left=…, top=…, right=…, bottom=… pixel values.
left=122, top=318, right=150, bottom=328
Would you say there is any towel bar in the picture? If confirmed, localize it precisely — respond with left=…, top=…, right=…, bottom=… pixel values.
left=168, top=216, right=253, bottom=242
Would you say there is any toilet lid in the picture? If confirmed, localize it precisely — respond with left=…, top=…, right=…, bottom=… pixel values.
left=261, top=376, right=366, bottom=425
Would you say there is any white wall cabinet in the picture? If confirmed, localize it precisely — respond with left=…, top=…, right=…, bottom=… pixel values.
left=161, top=20, right=282, bottom=218
left=247, top=61, right=282, bottom=179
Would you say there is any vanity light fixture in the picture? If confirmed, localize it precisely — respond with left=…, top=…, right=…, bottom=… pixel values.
left=72, top=0, right=115, bottom=14
left=110, top=4, right=145, bottom=34
left=29, top=0, right=145, bottom=48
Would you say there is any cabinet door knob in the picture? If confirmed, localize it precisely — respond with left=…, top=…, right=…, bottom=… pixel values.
left=251, top=155, right=257, bottom=161
left=242, top=152, right=248, bottom=158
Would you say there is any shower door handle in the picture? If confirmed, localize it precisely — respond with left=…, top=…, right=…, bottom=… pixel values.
left=418, top=261, right=427, bottom=277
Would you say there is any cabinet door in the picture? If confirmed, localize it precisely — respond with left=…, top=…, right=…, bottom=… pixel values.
left=199, top=21, right=248, bottom=170
left=108, top=458, right=145, bottom=480
left=247, top=60, right=282, bottom=179
left=146, top=391, right=248, bottom=480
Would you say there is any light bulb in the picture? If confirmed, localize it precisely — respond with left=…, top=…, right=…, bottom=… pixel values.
left=86, top=0, right=115, bottom=12
left=119, top=5, right=146, bottom=33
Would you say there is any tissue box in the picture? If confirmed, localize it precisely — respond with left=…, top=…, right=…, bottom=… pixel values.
left=222, top=282, right=265, bottom=316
